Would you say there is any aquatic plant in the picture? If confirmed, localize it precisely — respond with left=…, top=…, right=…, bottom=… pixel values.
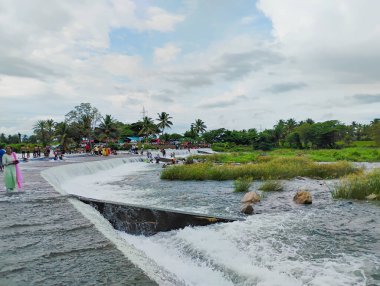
left=233, top=177, right=253, bottom=192
left=259, top=180, right=283, bottom=192
left=332, top=170, right=380, bottom=200
left=161, top=157, right=360, bottom=181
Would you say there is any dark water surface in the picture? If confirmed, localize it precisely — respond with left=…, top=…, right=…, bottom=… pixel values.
left=0, top=159, right=156, bottom=286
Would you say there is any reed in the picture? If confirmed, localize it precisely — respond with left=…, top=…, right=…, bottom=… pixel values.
left=161, top=157, right=360, bottom=181
left=233, top=177, right=253, bottom=192
left=259, top=180, right=283, bottom=192
left=332, top=170, right=380, bottom=200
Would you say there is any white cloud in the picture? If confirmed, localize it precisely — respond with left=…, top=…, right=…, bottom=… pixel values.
left=257, top=0, right=380, bottom=82
left=102, top=54, right=143, bottom=78
left=0, top=76, right=46, bottom=98
left=144, top=7, right=185, bottom=32
left=154, top=43, right=181, bottom=64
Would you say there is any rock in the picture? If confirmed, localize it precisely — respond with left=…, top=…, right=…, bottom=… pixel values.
left=366, top=193, right=377, bottom=200
left=240, top=203, right=254, bottom=215
left=293, top=191, right=312, bottom=204
left=295, top=176, right=306, bottom=180
left=241, top=191, right=261, bottom=203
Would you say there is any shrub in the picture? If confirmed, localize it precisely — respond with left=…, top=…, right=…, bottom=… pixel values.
left=332, top=170, right=380, bottom=200
left=259, top=180, right=283, bottom=192
left=233, top=177, right=253, bottom=192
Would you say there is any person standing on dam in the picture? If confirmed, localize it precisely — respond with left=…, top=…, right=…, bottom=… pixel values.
left=2, top=146, right=19, bottom=191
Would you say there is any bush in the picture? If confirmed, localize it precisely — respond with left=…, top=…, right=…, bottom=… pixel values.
left=233, top=177, right=253, bottom=192
left=332, top=170, right=380, bottom=200
left=259, top=180, right=283, bottom=192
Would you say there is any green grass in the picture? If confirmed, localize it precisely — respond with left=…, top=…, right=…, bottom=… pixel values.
left=332, top=170, right=380, bottom=200
left=195, top=147, right=380, bottom=163
left=233, top=177, right=253, bottom=192
left=259, top=180, right=283, bottom=192
left=161, top=157, right=360, bottom=181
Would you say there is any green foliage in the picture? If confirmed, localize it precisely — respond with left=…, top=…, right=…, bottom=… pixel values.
left=156, top=112, right=173, bottom=135
left=350, top=141, right=376, bottom=147
left=233, top=177, right=253, bottom=192
left=211, top=143, right=253, bottom=152
left=198, top=147, right=380, bottom=163
left=202, top=128, right=257, bottom=145
left=253, top=130, right=276, bottom=150
left=192, top=119, right=207, bottom=135
left=332, top=170, right=380, bottom=200
left=371, top=122, right=380, bottom=147
left=259, top=180, right=283, bottom=192
left=161, top=157, right=359, bottom=181
left=169, top=133, right=183, bottom=140
left=139, top=116, right=158, bottom=139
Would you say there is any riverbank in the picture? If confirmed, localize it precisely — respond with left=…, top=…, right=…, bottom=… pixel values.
left=0, top=154, right=157, bottom=286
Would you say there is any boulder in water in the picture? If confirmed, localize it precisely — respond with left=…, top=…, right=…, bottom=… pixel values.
left=241, top=191, right=261, bottom=203
left=293, top=190, right=312, bottom=204
left=240, top=203, right=254, bottom=215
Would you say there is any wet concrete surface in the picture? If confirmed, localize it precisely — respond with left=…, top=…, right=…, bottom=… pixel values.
left=0, top=155, right=157, bottom=286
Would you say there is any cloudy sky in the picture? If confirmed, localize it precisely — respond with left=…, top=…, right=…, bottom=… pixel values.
left=1, top=0, right=380, bottom=135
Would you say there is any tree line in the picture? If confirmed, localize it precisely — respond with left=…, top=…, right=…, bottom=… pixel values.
left=1, top=102, right=379, bottom=150
left=0, top=103, right=207, bottom=150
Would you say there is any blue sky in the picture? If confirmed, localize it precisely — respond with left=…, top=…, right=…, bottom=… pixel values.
left=0, top=0, right=380, bottom=135
left=109, top=1, right=272, bottom=64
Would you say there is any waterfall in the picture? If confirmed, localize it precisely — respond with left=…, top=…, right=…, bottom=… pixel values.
left=41, top=157, right=144, bottom=195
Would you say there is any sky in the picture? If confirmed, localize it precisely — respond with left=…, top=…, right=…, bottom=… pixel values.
left=1, top=0, right=380, bottom=135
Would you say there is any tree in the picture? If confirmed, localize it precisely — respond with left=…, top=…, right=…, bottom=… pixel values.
left=156, top=112, right=173, bottom=135
left=139, top=116, right=156, bottom=141
left=55, top=121, right=74, bottom=150
left=371, top=121, right=380, bottom=146
left=45, top=119, right=55, bottom=143
left=192, top=119, right=207, bottom=135
left=96, top=114, right=119, bottom=143
left=65, top=103, right=101, bottom=148
left=33, top=120, right=49, bottom=146
left=253, top=130, right=276, bottom=150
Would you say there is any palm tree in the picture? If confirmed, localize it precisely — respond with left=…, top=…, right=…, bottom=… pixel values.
left=33, top=120, right=48, bottom=146
left=139, top=116, right=156, bottom=141
left=45, top=119, right=55, bottom=143
left=156, top=112, right=173, bottom=135
left=97, top=114, right=118, bottom=143
left=192, top=119, right=207, bottom=135
left=55, top=121, right=73, bottom=150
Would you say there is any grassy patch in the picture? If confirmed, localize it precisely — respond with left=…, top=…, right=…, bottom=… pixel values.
left=233, top=177, right=253, bottom=192
left=195, top=147, right=380, bottom=163
left=161, top=157, right=360, bottom=181
left=259, top=180, right=283, bottom=192
left=332, top=170, right=380, bottom=200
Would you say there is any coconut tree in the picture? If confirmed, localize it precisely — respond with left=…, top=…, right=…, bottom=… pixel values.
left=192, top=119, right=207, bottom=135
left=97, top=114, right=118, bottom=143
left=33, top=120, right=48, bottom=146
left=45, top=119, right=55, bottom=143
left=139, top=116, right=156, bottom=142
left=55, top=121, right=73, bottom=150
left=156, top=112, right=173, bottom=135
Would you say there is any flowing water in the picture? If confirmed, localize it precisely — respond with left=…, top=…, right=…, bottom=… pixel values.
left=47, top=154, right=380, bottom=286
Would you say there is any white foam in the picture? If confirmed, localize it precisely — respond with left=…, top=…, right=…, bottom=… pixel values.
left=42, top=155, right=376, bottom=286
left=118, top=212, right=372, bottom=286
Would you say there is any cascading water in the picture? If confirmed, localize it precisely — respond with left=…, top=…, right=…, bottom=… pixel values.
left=43, top=152, right=380, bottom=285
